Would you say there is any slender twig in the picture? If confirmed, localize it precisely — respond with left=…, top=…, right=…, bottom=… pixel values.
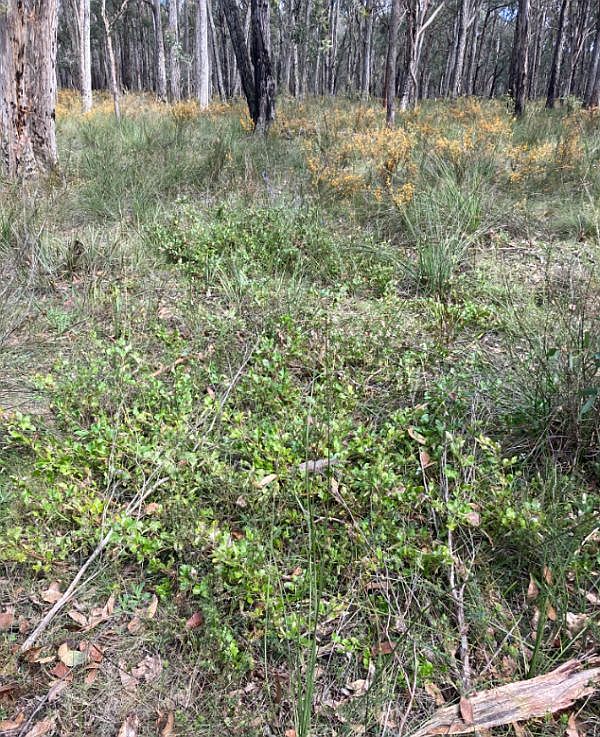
left=20, top=475, right=167, bottom=653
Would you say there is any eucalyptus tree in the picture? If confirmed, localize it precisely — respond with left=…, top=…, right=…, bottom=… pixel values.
left=0, top=0, right=59, bottom=177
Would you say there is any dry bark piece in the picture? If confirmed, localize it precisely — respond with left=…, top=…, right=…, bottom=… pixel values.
left=298, top=458, right=338, bottom=474
left=411, top=658, right=600, bottom=737
left=459, top=697, right=474, bottom=725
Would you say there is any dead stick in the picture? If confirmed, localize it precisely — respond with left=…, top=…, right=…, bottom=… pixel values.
left=20, top=477, right=167, bottom=653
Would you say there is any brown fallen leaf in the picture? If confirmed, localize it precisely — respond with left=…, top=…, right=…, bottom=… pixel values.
left=547, top=604, right=557, bottom=622
left=419, top=449, right=434, bottom=469
left=344, top=662, right=376, bottom=697
left=67, top=609, right=88, bottom=628
left=21, top=647, right=44, bottom=663
left=81, top=642, right=104, bottom=663
left=41, top=582, right=63, bottom=604
left=584, top=590, right=600, bottom=607
left=527, top=576, right=539, bottom=601
left=144, top=502, right=161, bottom=515
left=146, top=594, right=158, bottom=619
left=566, top=612, right=589, bottom=636
left=0, top=607, right=15, bottom=631
left=185, top=611, right=204, bottom=630
left=371, top=639, right=396, bottom=656
left=157, top=711, right=175, bottom=737
left=84, top=593, right=115, bottom=631
left=119, top=660, right=139, bottom=693
left=50, top=661, right=71, bottom=679
left=411, top=658, right=600, bottom=737
left=0, top=683, right=19, bottom=703
left=255, top=473, right=278, bottom=488
left=24, top=717, right=55, bottom=737
left=127, top=616, right=143, bottom=635
left=408, top=426, right=427, bottom=444
left=459, top=696, right=474, bottom=725
left=543, top=566, right=553, bottom=586
left=131, top=654, right=162, bottom=683
left=284, top=730, right=297, bottom=737
left=117, top=714, right=139, bottom=737
left=84, top=666, right=99, bottom=686
left=0, top=712, right=25, bottom=732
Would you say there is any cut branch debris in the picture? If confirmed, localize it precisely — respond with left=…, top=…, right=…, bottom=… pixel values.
left=410, top=658, right=600, bottom=737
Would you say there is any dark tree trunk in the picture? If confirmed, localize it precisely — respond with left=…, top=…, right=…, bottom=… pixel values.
left=546, top=0, right=568, bottom=109
left=250, top=0, right=276, bottom=133
left=510, top=0, right=530, bottom=117
left=584, top=5, right=600, bottom=108
left=222, top=0, right=256, bottom=112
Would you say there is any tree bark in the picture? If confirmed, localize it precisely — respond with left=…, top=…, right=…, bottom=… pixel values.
left=584, top=5, right=600, bottom=108
left=360, top=0, right=374, bottom=100
left=546, top=0, right=568, bottom=109
left=196, top=0, right=210, bottom=107
left=208, top=0, right=226, bottom=100
left=450, top=0, right=471, bottom=98
left=510, top=0, right=529, bottom=117
left=222, top=0, right=256, bottom=110
left=385, top=0, right=404, bottom=125
left=168, top=0, right=181, bottom=101
left=327, top=0, right=339, bottom=95
left=0, top=0, right=59, bottom=178
left=80, top=0, right=93, bottom=111
left=151, top=0, right=168, bottom=100
left=250, top=0, right=276, bottom=133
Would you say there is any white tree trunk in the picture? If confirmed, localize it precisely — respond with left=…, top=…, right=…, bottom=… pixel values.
left=0, top=0, right=58, bottom=177
left=80, top=0, right=93, bottom=112
left=196, top=0, right=210, bottom=107
left=152, top=0, right=168, bottom=101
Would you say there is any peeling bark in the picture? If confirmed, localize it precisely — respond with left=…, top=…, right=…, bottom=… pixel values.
left=0, top=0, right=58, bottom=178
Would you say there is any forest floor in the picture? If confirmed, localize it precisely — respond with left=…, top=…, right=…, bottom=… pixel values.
left=0, top=93, right=599, bottom=737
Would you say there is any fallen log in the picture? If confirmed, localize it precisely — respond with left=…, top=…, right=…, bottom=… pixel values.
left=411, top=657, right=600, bottom=737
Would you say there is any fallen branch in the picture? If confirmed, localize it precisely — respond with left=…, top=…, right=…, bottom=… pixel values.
left=410, top=658, right=600, bottom=737
left=20, top=476, right=167, bottom=653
